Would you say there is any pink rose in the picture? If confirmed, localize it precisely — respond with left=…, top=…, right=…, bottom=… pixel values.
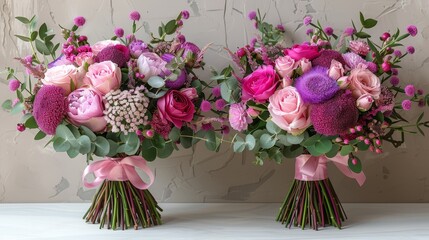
left=91, top=40, right=121, bottom=55
left=268, top=86, right=311, bottom=135
left=348, top=65, right=381, bottom=99
left=356, top=94, right=374, bottom=111
left=275, top=55, right=296, bottom=78
left=281, top=77, right=293, bottom=88
left=328, top=60, right=344, bottom=80
left=298, top=58, right=312, bottom=74
left=85, top=61, right=121, bottom=95
left=284, top=44, right=320, bottom=61
left=75, top=52, right=95, bottom=66
left=157, top=90, right=196, bottom=128
left=137, top=52, right=168, bottom=82
left=242, top=65, right=279, bottom=103
left=337, top=76, right=350, bottom=89
left=42, top=65, right=83, bottom=95
left=180, top=88, right=198, bottom=100
left=67, top=88, right=107, bottom=132
left=229, top=103, right=252, bottom=131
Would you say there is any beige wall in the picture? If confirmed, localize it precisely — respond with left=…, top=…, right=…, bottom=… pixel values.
left=1, top=0, right=429, bottom=203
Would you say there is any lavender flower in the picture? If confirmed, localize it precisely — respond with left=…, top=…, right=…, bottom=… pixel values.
left=342, top=52, right=366, bottom=69
left=295, top=67, right=339, bottom=104
left=129, top=40, right=148, bottom=58
left=407, top=25, right=418, bottom=37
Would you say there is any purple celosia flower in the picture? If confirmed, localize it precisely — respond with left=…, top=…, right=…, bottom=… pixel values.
left=229, top=103, right=252, bottom=131
left=344, top=27, right=355, bottom=36
left=129, top=11, right=141, bottom=21
left=295, top=66, right=339, bottom=104
left=404, top=84, right=416, bottom=96
left=114, top=27, right=124, bottom=37
left=394, top=50, right=402, bottom=57
left=310, top=91, right=359, bottom=136
left=324, top=27, right=334, bottom=36
left=303, top=16, right=312, bottom=26
left=366, top=62, right=378, bottom=73
left=165, top=70, right=187, bottom=89
left=74, top=16, right=86, bottom=26
left=248, top=11, right=257, bottom=20
left=129, top=40, right=148, bottom=58
left=342, top=52, right=366, bottom=69
left=390, top=76, right=400, bottom=86
left=181, top=10, right=190, bottom=19
left=407, top=46, right=415, bottom=54
left=96, top=45, right=130, bottom=67
left=33, top=85, right=66, bottom=135
left=402, top=99, right=412, bottom=110
left=201, top=100, right=211, bottom=112
left=312, top=50, right=346, bottom=68
left=151, top=111, right=171, bottom=139
left=8, top=79, right=20, bottom=91
left=375, top=86, right=395, bottom=114
left=407, top=25, right=418, bottom=37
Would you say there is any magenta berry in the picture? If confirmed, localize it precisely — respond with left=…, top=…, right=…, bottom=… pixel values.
left=17, top=123, right=26, bottom=132
left=351, top=158, right=358, bottom=165
left=381, top=62, right=391, bottom=72
left=380, top=32, right=390, bottom=41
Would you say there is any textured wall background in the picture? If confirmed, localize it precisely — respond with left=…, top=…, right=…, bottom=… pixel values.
left=1, top=0, right=429, bottom=203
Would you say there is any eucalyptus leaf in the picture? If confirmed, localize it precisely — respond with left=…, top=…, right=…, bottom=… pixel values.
left=107, top=140, right=119, bottom=157
left=245, top=134, right=256, bottom=150
left=152, top=133, right=166, bottom=149
left=2, top=99, right=12, bottom=111
left=266, top=120, right=281, bottom=134
left=94, top=136, right=110, bottom=156
left=34, top=130, right=46, bottom=140
left=77, top=135, right=91, bottom=154
left=205, top=130, right=218, bottom=151
left=157, top=142, right=174, bottom=158
left=80, top=126, right=96, bottom=141
left=147, top=76, right=165, bottom=88
left=53, top=137, right=71, bottom=152
left=286, top=133, right=305, bottom=145
left=260, top=134, right=276, bottom=149
left=340, top=145, right=354, bottom=156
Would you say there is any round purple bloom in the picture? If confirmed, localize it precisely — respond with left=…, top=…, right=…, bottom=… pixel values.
left=177, top=34, right=186, bottom=44
left=303, top=16, right=312, bottom=26
left=407, top=25, right=418, bottom=37
left=212, top=86, right=221, bottom=97
left=310, top=91, right=359, bottom=136
left=165, top=70, right=187, bottom=89
left=417, top=89, right=424, bottom=95
left=200, top=100, right=211, bottom=112
left=402, top=99, right=412, bottom=110
left=96, top=45, right=130, bottom=67
left=342, top=52, right=366, bottom=69
left=33, top=85, right=66, bottom=135
left=391, top=68, right=398, bottom=75
left=312, top=49, right=346, bottom=68
left=202, top=123, right=214, bottom=131
left=324, top=27, right=334, bottom=36
left=276, top=24, right=285, bottom=32
left=306, top=28, right=314, bottom=36
left=8, top=79, right=20, bottom=92
left=390, top=76, right=400, bottom=86
left=114, top=27, right=124, bottom=37
left=366, top=62, right=378, bottom=73
left=393, top=50, right=402, bottom=57
left=181, top=10, right=190, bottom=19
left=344, top=27, right=355, bottom=36
left=74, top=16, right=86, bottom=27
left=404, top=84, right=416, bottom=96
left=161, top=53, right=175, bottom=63
left=215, top=99, right=226, bottom=111
left=407, top=46, right=415, bottom=54
left=295, top=66, right=339, bottom=104
left=129, top=40, right=148, bottom=58
left=248, top=11, right=257, bottom=20
left=129, top=11, right=141, bottom=21
left=250, top=37, right=257, bottom=47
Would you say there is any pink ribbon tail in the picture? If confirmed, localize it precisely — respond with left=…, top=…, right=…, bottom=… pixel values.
left=82, top=156, right=154, bottom=190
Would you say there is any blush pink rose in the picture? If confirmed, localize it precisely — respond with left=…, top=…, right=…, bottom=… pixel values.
left=42, top=65, right=83, bottom=95
left=328, top=60, right=345, bottom=80
left=356, top=94, right=374, bottom=111
left=137, top=52, right=168, bottom=82
left=281, top=77, right=293, bottom=88
left=298, top=58, right=312, bottom=74
left=91, top=40, right=121, bottom=55
left=75, top=52, right=95, bottom=66
left=284, top=44, right=320, bottom=61
left=242, top=65, right=279, bottom=103
left=157, top=90, right=196, bottom=128
left=67, top=88, right=107, bottom=132
left=180, top=88, right=198, bottom=100
left=85, top=61, right=121, bottom=95
left=275, top=55, right=296, bottom=78
left=337, top=76, right=350, bottom=89
left=348, top=65, right=381, bottom=99
left=268, top=86, right=311, bottom=135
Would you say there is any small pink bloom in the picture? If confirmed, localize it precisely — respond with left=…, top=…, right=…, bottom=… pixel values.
left=85, top=61, right=121, bottom=95
left=246, top=107, right=260, bottom=118
left=74, top=16, right=86, bottom=27
left=348, top=65, right=381, bottom=99
left=42, top=65, right=83, bottom=95
left=356, top=94, right=374, bottom=111
left=129, top=11, right=141, bottom=21
left=242, top=65, right=279, bottom=103
left=328, top=60, right=344, bottom=80
left=8, top=79, right=20, bottom=91
left=281, top=77, right=293, bottom=88
left=268, top=86, right=311, bottom=135
left=298, top=58, right=312, bottom=73
left=337, top=76, right=350, bottom=89
left=201, top=100, right=211, bottom=112
left=349, top=41, right=370, bottom=56
left=75, top=52, right=95, bottom=66
left=228, top=103, right=252, bottom=131
left=157, top=90, right=196, bottom=128
left=275, top=55, right=296, bottom=78
left=215, top=99, right=226, bottom=110
left=91, top=40, right=121, bottom=55
left=284, top=44, right=320, bottom=61
left=180, top=87, right=198, bottom=100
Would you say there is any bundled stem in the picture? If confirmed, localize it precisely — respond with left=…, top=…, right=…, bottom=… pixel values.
left=83, top=180, right=162, bottom=230
left=276, top=179, right=346, bottom=230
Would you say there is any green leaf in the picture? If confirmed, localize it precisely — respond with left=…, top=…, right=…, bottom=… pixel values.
left=34, top=130, right=46, bottom=140
left=359, top=12, right=365, bottom=26
left=205, top=130, right=218, bottom=151
left=67, top=148, right=80, bottom=158
left=145, top=90, right=167, bottom=99
left=282, top=145, right=304, bottom=159
left=56, top=124, right=76, bottom=141
left=15, top=35, right=31, bottom=42
left=245, top=134, right=256, bottom=150
left=164, top=20, right=177, bottom=35
left=277, top=134, right=292, bottom=146
left=325, top=144, right=340, bottom=158
left=120, top=133, right=140, bottom=155
left=286, top=133, right=305, bottom=145
left=16, top=16, right=30, bottom=24
left=168, top=127, right=180, bottom=142
left=355, top=32, right=371, bottom=38
left=10, top=102, right=24, bottom=114
left=157, top=142, right=174, bottom=158
left=141, top=139, right=157, bottom=161
left=35, top=39, right=51, bottom=55
left=306, top=145, right=324, bottom=157
left=180, top=127, right=194, bottom=149
left=80, top=126, right=96, bottom=141
left=16, top=90, right=24, bottom=102
left=340, top=145, right=354, bottom=156
left=152, top=133, right=166, bottom=149
left=94, top=136, right=110, bottom=156
left=363, top=19, right=377, bottom=29
left=260, top=134, right=276, bottom=149
left=106, top=140, right=119, bottom=157
left=268, top=147, right=283, bottom=163
left=39, top=23, right=48, bottom=40
left=301, top=134, right=321, bottom=147
left=314, top=138, right=333, bottom=154
left=233, top=137, right=246, bottom=152
left=417, top=112, right=424, bottom=124
left=24, top=116, right=38, bottom=129
left=2, top=100, right=12, bottom=111
left=147, top=76, right=165, bottom=88
left=44, top=34, right=55, bottom=42
left=30, top=31, right=38, bottom=41
left=220, top=81, right=232, bottom=102
left=53, top=137, right=71, bottom=152
left=348, top=157, right=362, bottom=173
left=266, top=120, right=281, bottom=134
left=67, top=124, right=80, bottom=139
left=356, top=141, right=370, bottom=151
left=77, top=135, right=91, bottom=154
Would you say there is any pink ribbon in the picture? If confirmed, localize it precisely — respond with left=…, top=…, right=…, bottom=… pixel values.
left=295, top=154, right=366, bottom=186
left=82, top=156, right=154, bottom=190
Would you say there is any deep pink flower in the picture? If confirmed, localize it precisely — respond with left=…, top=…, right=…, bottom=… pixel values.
left=215, top=99, right=226, bottom=111
left=114, top=27, right=124, bottom=37
left=402, top=100, right=412, bottom=110
left=74, top=16, right=86, bottom=26
left=33, top=85, right=66, bottom=135
left=344, top=27, right=355, bottom=36
left=212, top=86, right=221, bottom=97
left=241, top=65, right=279, bottom=103
left=201, top=100, right=211, bottom=112
left=349, top=41, right=370, bottom=56
left=303, top=16, right=312, bottom=26
left=390, top=76, right=400, bottom=86
left=284, top=44, right=320, bottom=61
left=404, top=84, right=416, bottom=96
left=407, top=46, right=415, bottom=54
left=129, top=11, right=141, bottom=21
left=8, top=79, right=20, bottom=91
left=151, top=111, right=171, bottom=139
left=324, top=27, right=334, bottom=36
left=96, top=44, right=130, bottom=67
left=366, top=62, right=378, bottom=73
left=312, top=49, right=345, bottom=68
left=157, top=90, right=196, bottom=128
left=228, top=103, right=252, bottom=131
left=248, top=11, right=257, bottom=20
left=394, top=50, right=402, bottom=57
left=407, top=25, right=418, bottom=37
left=181, top=10, right=190, bottom=19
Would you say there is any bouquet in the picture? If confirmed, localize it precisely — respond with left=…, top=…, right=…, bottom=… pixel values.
left=2, top=9, right=217, bottom=230
left=214, top=10, right=429, bottom=230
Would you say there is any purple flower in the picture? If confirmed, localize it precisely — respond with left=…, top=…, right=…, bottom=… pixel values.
left=394, top=50, right=402, bottom=57
left=306, top=28, right=313, bottom=36
left=295, top=66, right=339, bottom=104
left=310, top=91, right=359, bottom=136
left=202, top=123, right=214, bottom=131
left=402, top=99, right=412, bottom=110
left=129, top=11, right=141, bottom=21
left=181, top=10, right=190, bottom=19
left=390, top=76, right=400, bottom=86
left=342, top=52, right=366, bottom=69
left=201, top=100, right=211, bottom=112
left=248, top=11, right=257, bottom=20
left=404, top=84, right=416, bottom=96
left=391, top=68, right=398, bottom=75
left=407, top=46, right=415, bottom=54
left=74, top=16, right=86, bottom=27
left=303, top=16, right=312, bottom=26
left=165, top=70, right=187, bottom=89
left=366, top=62, right=378, bottom=73
left=312, top=49, right=346, bottom=68
left=177, top=34, right=186, bottom=44
left=114, top=27, right=124, bottom=37
left=129, top=40, right=148, bottom=58
left=96, top=45, right=130, bottom=67
left=276, top=24, right=285, bottom=32
left=229, top=103, right=252, bottom=131
left=417, top=89, right=424, bottom=95
left=212, top=86, right=221, bottom=97
left=324, top=27, right=334, bottom=36
left=33, top=85, right=66, bottom=135
left=344, top=27, right=355, bottom=36
left=215, top=99, right=226, bottom=111
left=8, top=79, right=20, bottom=91
left=407, top=25, right=418, bottom=37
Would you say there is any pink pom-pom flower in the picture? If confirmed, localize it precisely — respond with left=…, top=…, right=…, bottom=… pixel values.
left=33, top=85, right=66, bottom=135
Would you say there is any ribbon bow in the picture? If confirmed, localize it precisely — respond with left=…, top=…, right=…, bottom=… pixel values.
left=295, top=154, right=366, bottom=186
left=82, top=156, right=154, bottom=190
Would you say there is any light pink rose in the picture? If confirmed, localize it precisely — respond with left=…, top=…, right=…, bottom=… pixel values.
left=337, top=76, right=350, bottom=89
left=328, top=60, right=344, bottom=80
left=137, top=52, right=168, bottom=82
left=91, top=40, right=121, bottom=55
left=75, top=52, right=95, bottom=66
left=275, top=55, right=296, bottom=78
left=268, top=86, right=311, bottom=135
left=356, top=94, right=374, bottom=111
left=42, top=65, right=83, bottom=95
left=180, top=88, right=198, bottom=100
left=67, top=88, right=107, bottom=132
left=348, top=65, right=381, bottom=99
left=298, top=58, right=312, bottom=74
left=157, top=90, right=196, bottom=128
left=281, top=77, right=293, bottom=88
left=85, top=61, right=121, bottom=95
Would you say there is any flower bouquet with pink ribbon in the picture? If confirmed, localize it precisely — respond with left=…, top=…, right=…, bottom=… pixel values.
left=1, top=10, right=216, bottom=230
left=214, top=10, right=429, bottom=230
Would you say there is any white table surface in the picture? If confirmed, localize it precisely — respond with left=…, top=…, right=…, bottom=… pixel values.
left=0, top=203, right=428, bottom=240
